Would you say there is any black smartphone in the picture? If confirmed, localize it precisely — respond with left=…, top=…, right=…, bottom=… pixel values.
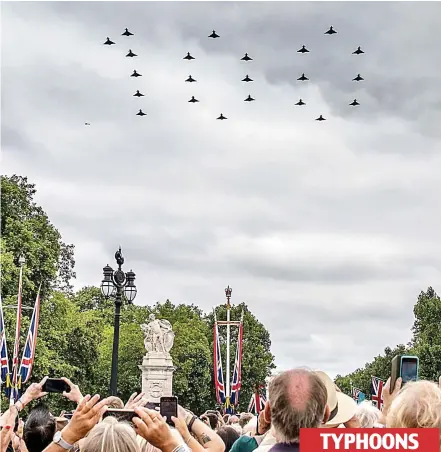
left=63, top=412, right=74, bottom=420
left=391, top=355, right=419, bottom=393
left=42, top=378, right=70, bottom=393
left=160, top=396, right=178, bottom=426
left=102, top=409, right=137, bottom=423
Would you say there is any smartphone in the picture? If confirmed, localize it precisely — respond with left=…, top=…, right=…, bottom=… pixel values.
left=160, top=396, right=178, bottom=426
left=102, top=409, right=137, bottom=423
left=42, top=378, right=70, bottom=393
left=391, top=355, right=419, bottom=392
left=63, top=412, right=74, bottom=420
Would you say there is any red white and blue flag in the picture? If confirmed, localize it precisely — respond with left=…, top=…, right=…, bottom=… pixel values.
left=214, top=315, right=226, bottom=404
left=248, top=388, right=266, bottom=414
left=19, top=287, right=41, bottom=385
left=371, top=376, right=385, bottom=411
left=0, top=297, right=11, bottom=386
left=10, top=266, right=24, bottom=404
left=230, top=315, right=243, bottom=406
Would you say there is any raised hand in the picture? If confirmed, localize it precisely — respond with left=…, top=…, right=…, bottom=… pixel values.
left=61, top=377, right=83, bottom=404
left=21, top=376, right=48, bottom=406
left=125, top=392, right=146, bottom=409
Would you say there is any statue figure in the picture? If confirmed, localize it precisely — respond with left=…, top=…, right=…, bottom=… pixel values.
left=141, top=314, right=175, bottom=354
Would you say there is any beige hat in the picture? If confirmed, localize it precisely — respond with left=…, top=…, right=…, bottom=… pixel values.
left=315, top=371, right=357, bottom=426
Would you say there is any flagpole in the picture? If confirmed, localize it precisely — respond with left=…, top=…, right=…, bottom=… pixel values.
left=225, top=286, right=232, bottom=409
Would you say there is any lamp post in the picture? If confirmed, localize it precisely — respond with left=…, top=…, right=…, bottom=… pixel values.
left=101, top=247, right=137, bottom=395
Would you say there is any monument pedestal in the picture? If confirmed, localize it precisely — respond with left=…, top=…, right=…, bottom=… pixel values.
left=139, top=352, right=176, bottom=403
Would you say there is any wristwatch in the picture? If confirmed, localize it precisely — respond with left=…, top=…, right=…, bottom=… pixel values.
left=53, top=431, right=75, bottom=450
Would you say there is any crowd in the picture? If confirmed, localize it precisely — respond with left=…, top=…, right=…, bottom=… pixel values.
left=1, top=368, right=441, bottom=452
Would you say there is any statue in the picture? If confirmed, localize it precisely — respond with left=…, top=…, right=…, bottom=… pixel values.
left=141, top=314, right=175, bottom=354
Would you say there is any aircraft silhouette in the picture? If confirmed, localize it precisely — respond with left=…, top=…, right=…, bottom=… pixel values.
left=316, top=115, right=326, bottom=121
left=122, top=28, right=133, bottom=36
left=349, top=99, right=360, bottom=106
left=297, top=73, right=309, bottom=81
left=242, top=75, right=253, bottom=82
left=186, top=75, right=196, bottom=82
left=241, top=53, right=253, bottom=61
left=131, top=70, right=142, bottom=77
left=217, top=113, right=227, bottom=120
left=325, top=26, right=337, bottom=34
left=297, top=45, right=309, bottom=53
left=85, top=123, right=90, bottom=126
left=184, top=52, right=195, bottom=60
left=104, top=37, right=115, bottom=45
left=188, top=96, right=199, bottom=103
left=353, top=46, right=364, bottom=55
left=209, top=30, right=220, bottom=38
left=295, top=99, right=305, bottom=106
left=133, top=90, right=144, bottom=97
left=136, top=109, right=146, bottom=116
left=353, top=74, right=364, bottom=81
left=126, top=49, right=137, bottom=57
left=244, top=94, right=255, bottom=102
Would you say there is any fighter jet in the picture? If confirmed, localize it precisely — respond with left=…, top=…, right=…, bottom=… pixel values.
left=184, top=52, right=195, bottom=60
left=353, top=46, right=364, bottom=55
left=217, top=113, right=227, bottom=120
left=295, top=99, right=305, bottom=106
left=352, top=74, right=364, bottom=82
left=104, top=37, right=115, bottom=45
left=185, top=75, right=196, bottom=82
left=122, top=28, right=133, bottom=36
left=85, top=123, right=91, bottom=126
left=244, top=95, right=255, bottom=102
left=297, top=45, right=309, bottom=53
left=188, top=96, right=199, bottom=103
left=209, top=30, right=220, bottom=38
left=242, top=75, right=253, bottom=82
left=349, top=99, right=360, bottom=106
left=131, top=70, right=142, bottom=77
left=126, top=49, right=137, bottom=57
left=136, top=109, right=146, bottom=116
left=315, top=115, right=326, bottom=121
left=241, top=53, right=253, bottom=61
left=133, top=90, right=144, bottom=97
left=325, top=26, right=337, bottom=35
left=297, top=73, right=309, bottom=81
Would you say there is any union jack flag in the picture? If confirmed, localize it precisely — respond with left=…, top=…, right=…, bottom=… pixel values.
left=371, top=376, right=385, bottom=410
left=19, top=288, right=41, bottom=385
left=230, top=314, right=243, bottom=406
left=352, top=387, right=365, bottom=404
left=213, top=314, right=226, bottom=404
left=248, top=388, right=266, bottom=415
left=0, top=297, right=11, bottom=386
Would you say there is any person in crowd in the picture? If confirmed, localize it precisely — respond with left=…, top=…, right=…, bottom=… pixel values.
left=239, top=414, right=254, bottom=429
left=264, top=368, right=328, bottom=451
left=105, top=396, right=125, bottom=409
left=228, top=416, right=239, bottom=426
left=204, top=413, right=221, bottom=431
left=314, top=371, right=358, bottom=428
left=354, top=401, right=382, bottom=428
left=229, top=417, right=263, bottom=452
left=24, top=405, right=56, bottom=452
left=82, top=421, right=140, bottom=452
left=216, top=427, right=240, bottom=452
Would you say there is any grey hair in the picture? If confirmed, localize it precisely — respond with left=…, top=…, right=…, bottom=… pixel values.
left=355, top=401, right=381, bottom=428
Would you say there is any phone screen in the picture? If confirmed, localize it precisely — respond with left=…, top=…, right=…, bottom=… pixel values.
left=42, top=378, right=70, bottom=393
left=160, top=397, right=177, bottom=425
left=401, top=358, right=418, bottom=383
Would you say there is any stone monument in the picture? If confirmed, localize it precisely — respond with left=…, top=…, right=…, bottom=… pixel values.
left=139, top=314, right=176, bottom=403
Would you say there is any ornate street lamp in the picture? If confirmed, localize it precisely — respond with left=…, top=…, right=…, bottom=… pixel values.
left=100, top=247, right=137, bottom=395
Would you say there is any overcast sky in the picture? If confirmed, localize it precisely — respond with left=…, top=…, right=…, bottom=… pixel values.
left=2, top=1, right=441, bottom=379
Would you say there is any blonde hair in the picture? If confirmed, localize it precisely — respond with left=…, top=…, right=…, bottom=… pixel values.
left=137, top=436, right=162, bottom=452
left=83, top=422, right=140, bottom=452
left=106, top=396, right=125, bottom=409
left=387, top=380, right=441, bottom=429
left=355, top=401, right=381, bottom=428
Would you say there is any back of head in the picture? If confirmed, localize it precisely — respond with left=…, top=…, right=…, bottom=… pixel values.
left=83, top=422, right=140, bottom=452
left=239, top=413, right=254, bottom=429
left=242, top=416, right=257, bottom=435
left=355, top=401, right=381, bottom=428
left=217, top=426, right=240, bottom=452
left=106, top=396, right=124, bottom=409
left=138, top=436, right=162, bottom=452
left=387, top=380, right=441, bottom=429
left=229, top=415, right=239, bottom=425
left=269, top=368, right=327, bottom=443
left=24, top=405, right=57, bottom=452
left=206, top=413, right=219, bottom=430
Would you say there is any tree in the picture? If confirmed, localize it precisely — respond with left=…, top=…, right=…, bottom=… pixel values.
left=1, top=175, right=76, bottom=301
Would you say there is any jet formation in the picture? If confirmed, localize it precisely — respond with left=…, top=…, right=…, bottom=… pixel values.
left=101, top=24, right=364, bottom=121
